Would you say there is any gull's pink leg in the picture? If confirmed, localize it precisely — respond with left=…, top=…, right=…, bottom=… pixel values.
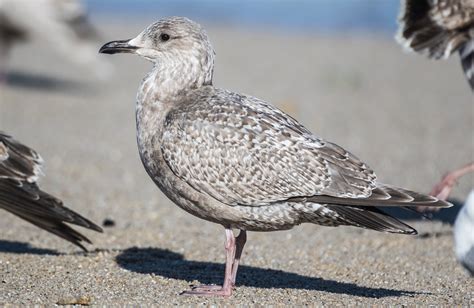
left=431, top=162, right=474, bottom=201
left=181, top=228, right=236, bottom=296
left=189, top=230, right=247, bottom=291
left=230, top=230, right=247, bottom=286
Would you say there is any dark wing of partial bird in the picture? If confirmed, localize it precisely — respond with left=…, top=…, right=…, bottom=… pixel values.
left=396, top=0, right=474, bottom=91
left=0, top=132, right=102, bottom=251
left=396, top=0, right=474, bottom=58
left=161, top=88, right=450, bottom=211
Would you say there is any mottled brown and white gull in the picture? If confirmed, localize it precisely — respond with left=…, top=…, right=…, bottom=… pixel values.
left=100, top=17, right=452, bottom=296
left=396, top=0, right=474, bottom=201
left=0, top=132, right=102, bottom=251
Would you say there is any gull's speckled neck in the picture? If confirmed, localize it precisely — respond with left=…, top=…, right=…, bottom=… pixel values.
left=132, top=16, right=215, bottom=103
left=133, top=17, right=216, bottom=174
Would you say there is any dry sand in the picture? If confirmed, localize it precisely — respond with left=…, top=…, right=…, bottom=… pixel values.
left=0, top=20, right=473, bottom=305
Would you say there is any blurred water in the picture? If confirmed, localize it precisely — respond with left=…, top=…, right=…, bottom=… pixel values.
left=85, top=0, right=400, bottom=35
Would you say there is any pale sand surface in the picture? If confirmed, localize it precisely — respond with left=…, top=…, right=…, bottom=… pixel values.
left=0, top=20, right=472, bottom=305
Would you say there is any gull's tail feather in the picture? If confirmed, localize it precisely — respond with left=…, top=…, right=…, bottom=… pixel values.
left=326, top=205, right=417, bottom=234
left=298, top=202, right=418, bottom=235
left=0, top=179, right=103, bottom=251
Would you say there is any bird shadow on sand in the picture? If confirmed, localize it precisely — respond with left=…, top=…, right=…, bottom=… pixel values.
left=116, top=247, right=421, bottom=298
left=0, top=240, right=60, bottom=255
left=5, top=71, right=90, bottom=94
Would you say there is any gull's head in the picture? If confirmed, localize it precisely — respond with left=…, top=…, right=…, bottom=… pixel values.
left=99, top=17, right=215, bottom=68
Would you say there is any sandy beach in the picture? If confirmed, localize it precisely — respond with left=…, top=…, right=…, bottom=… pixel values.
left=0, top=20, right=473, bottom=305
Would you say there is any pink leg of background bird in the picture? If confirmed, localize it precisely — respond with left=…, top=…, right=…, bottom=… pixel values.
left=431, top=162, right=474, bottom=201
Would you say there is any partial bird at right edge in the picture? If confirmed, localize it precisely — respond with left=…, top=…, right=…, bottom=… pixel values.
left=396, top=0, right=474, bottom=202
left=454, top=190, right=474, bottom=276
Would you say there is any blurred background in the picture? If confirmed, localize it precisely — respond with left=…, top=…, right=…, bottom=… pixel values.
left=0, top=0, right=472, bottom=304
left=85, top=0, right=400, bottom=33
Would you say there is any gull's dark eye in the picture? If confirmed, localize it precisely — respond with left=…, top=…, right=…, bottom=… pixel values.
left=160, top=33, right=170, bottom=41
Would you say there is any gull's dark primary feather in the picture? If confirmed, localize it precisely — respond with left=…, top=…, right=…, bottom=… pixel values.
left=300, top=185, right=445, bottom=207
left=396, top=0, right=474, bottom=91
left=324, top=206, right=417, bottom=234
left=0, top=132, right=102, bottom=251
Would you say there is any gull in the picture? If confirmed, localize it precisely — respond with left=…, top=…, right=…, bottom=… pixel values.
left=454, top=190, right=474, bottom=275
left=0, top=0, right=110, bottom=80
left=0, top=132, right=102, bottom=251
left=100, top=17, right=452, bottom=296
left=396, top=0, right=474, bottom=202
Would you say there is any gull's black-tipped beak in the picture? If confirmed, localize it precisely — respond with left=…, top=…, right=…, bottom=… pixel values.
left=99, top=39, right=138, bottom=54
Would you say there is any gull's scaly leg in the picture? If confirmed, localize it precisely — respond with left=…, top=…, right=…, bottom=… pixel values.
left=230, top=230, right=247, bottom=286
left=182, top=228, right=236, bottom=296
